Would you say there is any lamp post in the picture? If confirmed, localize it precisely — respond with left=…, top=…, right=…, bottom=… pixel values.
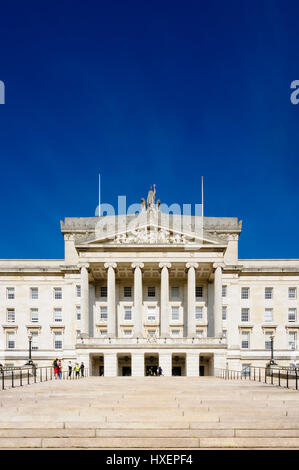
left=25, top=332, right=34, bottom=366
left=268, top=335, right=278, bottom=366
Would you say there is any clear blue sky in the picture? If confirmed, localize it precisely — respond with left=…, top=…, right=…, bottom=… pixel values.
left=0, top=0, right=298, bottom=259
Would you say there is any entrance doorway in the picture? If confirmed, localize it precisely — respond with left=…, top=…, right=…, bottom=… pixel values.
left=90, top=354, right=104, bottom=376
left=144, top=353, right=159, bottom=376
left=172, top=354, right=186, bottom=376
left=117, top=354, right=132, bottom=376
left=199, top=355, right=213, bottom=376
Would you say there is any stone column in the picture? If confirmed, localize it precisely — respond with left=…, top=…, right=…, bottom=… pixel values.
left=186, top=352, right=200, bottom=376
left=104, top=353, right=118, bottom=377
left=213, top=264, right=223, bottom=338
left=132, top=262, right=144, bottom=337
left=132, top=353, right=144, bottom=376
left=104, top=262, right=117, bottom=337
left=159, top=353, right=172, bottom=376
left=159, top=262, right=171, bottom=337
left=186, top=263, right=198, bottom=337
left=80, top=263, right=90, bottom=336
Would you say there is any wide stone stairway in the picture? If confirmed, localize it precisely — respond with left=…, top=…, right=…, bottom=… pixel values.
left=1, top=376, right=299, bottom=449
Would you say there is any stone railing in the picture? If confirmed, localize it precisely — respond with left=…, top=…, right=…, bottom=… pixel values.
left=77, top=336, right=226, bottom=347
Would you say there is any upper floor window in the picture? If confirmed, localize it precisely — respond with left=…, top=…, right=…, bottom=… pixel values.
left=54, top=331, right=63, bottom=349
left=147, top=306, right=156, bottom=321
left=76, top=306, right=81, bottom=321
left=222, top=285, right=227, bottom=297
left=54, top=288, right=62, bottom=300
left=222, top=306, right=227, bottom=321
left=147, top=286, right=156, bottom=297
left=196, top=329, right=204, bottom=338
left=99, top=329, right=107, bottom=337
left=124, top=306, right=132, bottom=321
left=7, top=308, right=15, bottom=322
left=53, top=308, right=62, bottom=322
left=222, top=329, right=227, bottom=339
left=100, top=286, right=107, bottom=297
left=31, top=288, right=38, bottom=299
left=124, top=286, right=132, bottom=298
left=76, top=285, right=81, bottom=297
left=171, top=329, right=180, bottom=337
left=288, top=308, right=296, bottom=322
left=171, top=306, right=179, bottom=321
left=265, top=331, right=273, bottom=350
left=241, top=308, right=249, bottom=322
left=171, top=286, right=180, bottom=298
left=196, top=306, right=203, bottom=320
left=264, top=308, right=273, bottom=322
left=7, top=288, right=15, bottom=299
left=241, top=331, right=249, bottom=349
left=289, top=287, right=297, bottom=299
left=265, top=287, right=273, bottom=300
left=30, top=308, right=39, bottom=323
left=31, top=331, right=38, bottom=350
left=196, top=286, right=203, bottom=298
left=124, top=329, right=133, bottom=337
left=100, top=306, right=107, bottom=320
left=241, top=287, right=249, bottom=299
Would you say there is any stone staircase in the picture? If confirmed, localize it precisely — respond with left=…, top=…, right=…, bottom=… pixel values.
left=0, top=376, right=299, bottom=448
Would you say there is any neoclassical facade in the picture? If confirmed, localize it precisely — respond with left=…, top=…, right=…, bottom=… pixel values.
left=1, top=188, right=299, bottom=376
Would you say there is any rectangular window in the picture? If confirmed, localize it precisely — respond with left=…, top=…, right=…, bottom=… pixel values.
left=242, top=364, right=251, bottom=377
left=195, top=306, right=203, bottom=320
left=100, top=329, right=107, bottom=337
left=76, top=306, right=81, bottom=321
left=241, top=331, right=249, bottom=349
left=171, top=329, right=180, bottom=337
left=76, top=285, right=81, bottom=297
left=288, top=308, right=297, bottom=322
left=196, top=329, right=204, bottom=338
left=31, top=288, right=38, bottom=299
left=222, top=329, right=227, bottom=339
left=147, top=307, right=156, bottom=321
left=54, top=332, right=63, bottom=350
left=241, top=287, right=249, bottom=299
left=289, top=331, right=297, bottom=350
left=171, top=286, right=180, bottom=298
left=147, top=286, right=156, bottom=297
left=124, top=306, right=132, bottom=320
left=265, top=331, right=273, bottom=350
left=241, top=308, right=249, bottom=322
left=196, top=286, right=203, bottom=298
left=264, top=308, right=273, bottom=322
left=76, top=330, right=81, bottom=339
left=124, top=329, right=132, bottom=337
left=265, top=287, right=273, bottom=299
left=30, top=308, right=39, bottom=323
left=171, top=306, right=179, bottom=321
left=100, top=286, right=107, bottom=297
left=7, top=309, right=15, bottom=322
left=289, top=287, right=297, bottom=299
left=7, top=288, right=15, bottom=299
left=7, top=333, right=15, bottom=349
left=54, top=288, right=62, bottom=300
left=31, top=332, right=38, bottom=350
left=100, top=306, right=107, bottom=320
left=124, top=286, right=132, bottom=298
left=222, top=285, right=227, bottom=297
left=147, top=329, right=156, bottom=336
left=222, top=306, right=227, bottom=321
left=54, top=308, right=62, bottom=322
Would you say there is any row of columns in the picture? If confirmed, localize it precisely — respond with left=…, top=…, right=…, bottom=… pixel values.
left=80, top=262, right=223, bottom=338
left=104, top=352, right=202, bottom=377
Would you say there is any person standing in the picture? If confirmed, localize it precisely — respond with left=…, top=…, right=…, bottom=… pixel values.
left=58, top=360, right=62, bottom=380
left=158, top=366, right=162, bottom=376
left=68, top=361, right=73, bottom=379
left=75, top=363, right=80, bottom=379
left=53, top=358, right=59, bottom=380
left=80, top=362, right=84, bottom=377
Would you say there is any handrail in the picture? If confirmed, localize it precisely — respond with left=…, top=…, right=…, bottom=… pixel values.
left=214, top=365, right=299, bottom=390
left=0, top=366, right=89, bottom=391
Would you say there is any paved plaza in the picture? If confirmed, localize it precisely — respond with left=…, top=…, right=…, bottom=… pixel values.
left=0, top=377, right=299, bottom=449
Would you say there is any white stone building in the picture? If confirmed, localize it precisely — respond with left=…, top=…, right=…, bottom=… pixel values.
left=1, top=187, right=299, bottom=376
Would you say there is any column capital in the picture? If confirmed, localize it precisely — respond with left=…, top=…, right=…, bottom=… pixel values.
left=186, top=262, right=198, bottom=269
left=159, top=262, right=171, bottom=269
left=104, top=262, right=117, bottom=269
left=79, top=263, right=90, bottom=270
left=213, top=263, right=223, bottom=270
left=131, top=262, right=144, bottom=269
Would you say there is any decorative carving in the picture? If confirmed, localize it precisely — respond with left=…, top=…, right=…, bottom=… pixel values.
left=114, top=227, right=195, bottom=245
left=146, top=184, right=156, bottom=210
left=159, top=262, right=172, bottom=269
left=186, top=262, right=199, bottom=270
left=131, top=262, right=144, bottom=270
left=104, top=262, right=117, bottom=269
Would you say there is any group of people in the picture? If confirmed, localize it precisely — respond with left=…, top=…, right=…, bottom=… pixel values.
left=146, top=366, right=163, bottom=376
left=53, top=359, right=85, bottom=379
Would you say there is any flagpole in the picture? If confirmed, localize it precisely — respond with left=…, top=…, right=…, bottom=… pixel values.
left=201, top=176, right=204, bottom=217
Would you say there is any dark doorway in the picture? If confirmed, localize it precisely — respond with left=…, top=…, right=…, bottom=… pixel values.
left=199, top=366, right=205, bottom=376
left=172, top=366, right=181, bottom=376
left=99, top=366, right=104, bottom=376
left=146, top=365, right=157, bottom=376
left=122, top=366, right=131, bottom=376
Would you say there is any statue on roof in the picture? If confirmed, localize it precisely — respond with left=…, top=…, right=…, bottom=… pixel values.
left=147, top=184, right=156, bottom=210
